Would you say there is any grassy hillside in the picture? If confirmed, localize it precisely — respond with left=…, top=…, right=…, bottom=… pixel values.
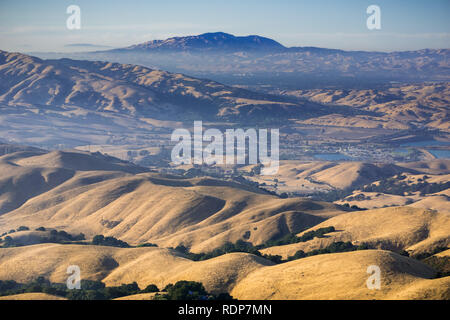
left=0, top=146, right=447, bottom=300
left=0, top=149, right=346, bottom=252
left=260, top=206, right=449, bottom=259
left=231, top=250, right=449, bottom=300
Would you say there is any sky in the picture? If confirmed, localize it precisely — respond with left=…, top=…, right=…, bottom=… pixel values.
left=0, top=0, right=449, bottom=52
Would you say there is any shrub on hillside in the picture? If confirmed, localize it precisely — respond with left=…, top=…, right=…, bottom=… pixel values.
left=141, top=284, right=159, bottom=293
left=165, top=281, right=208, bottom=300
left=92, top=235, right=129, bottom=248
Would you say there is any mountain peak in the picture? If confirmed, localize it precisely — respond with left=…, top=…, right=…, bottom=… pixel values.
left=124, top=32, right=286, bottom=52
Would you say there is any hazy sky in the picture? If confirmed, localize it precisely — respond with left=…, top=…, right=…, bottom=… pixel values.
left=0, top=0, right=449, bottom=52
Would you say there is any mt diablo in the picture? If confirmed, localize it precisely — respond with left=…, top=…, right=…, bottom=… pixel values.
left=35, top=32, right=450, bottom=86
left=123, top=32, right=286, bottom=52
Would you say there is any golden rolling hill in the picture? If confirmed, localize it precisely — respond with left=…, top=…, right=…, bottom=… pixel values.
left=409, top=193, right=450, bottom=213
left=0, top=292, right=67, bottom=300
left=243, top=159, right=449, bottom=192
left=280, top=83, right=450, bottom=132
left=114, top=293, right=159, bottom=300
left=260, top=206, right=450, bottom=259
left=0, top=149, right=345, bottom=252
left=231, top=250, right=449, bottom=300
left=0, top=244, right=272, bottom=295
left=0, top=244, right=447, bottom=300
left=399, top=159, right=450, bottom=175
left=0, top=147, right=448, bottom=300
left=335, top=173, right=450, bottom=211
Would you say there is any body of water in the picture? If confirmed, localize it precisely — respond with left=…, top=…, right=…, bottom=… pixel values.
left=399, top=140, right=450, bottom=159
left=427, top=149, right=450, bottom=159
left=314, top=153, right=351, bottom=161
left=400, top=140, right=450, bottom=147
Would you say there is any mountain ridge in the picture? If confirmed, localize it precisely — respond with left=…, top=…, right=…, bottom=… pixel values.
left=122, top=32, right=286, bottom=53
left=0, top=49, right=331, bottom=121
left=105, top=32, right=450, bottom=55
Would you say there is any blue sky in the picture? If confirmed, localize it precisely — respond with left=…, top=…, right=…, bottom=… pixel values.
left=0, top=0, right=449, bottom=52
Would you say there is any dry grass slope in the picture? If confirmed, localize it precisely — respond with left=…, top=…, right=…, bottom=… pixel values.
left=0, top=292, right=67, bottom=300
left=261, top=206, right=450, bottom=258
left=1, top=244, right=447, bottom=300
left=231, top=250, right=448, bottom=300
left=0, top=244, right=273, bottom=294
left=0, top=150, right=346, bottom=252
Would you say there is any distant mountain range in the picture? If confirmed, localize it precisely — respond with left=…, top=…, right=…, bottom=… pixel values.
left=32, top=32, right=450, bottom=87
left=0, top=50, right=332, bottom=121
left=1, top=49, right=448, bottom=151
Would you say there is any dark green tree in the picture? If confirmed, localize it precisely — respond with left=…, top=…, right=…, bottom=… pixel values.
left=141, top=284, right=159, bottom=293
